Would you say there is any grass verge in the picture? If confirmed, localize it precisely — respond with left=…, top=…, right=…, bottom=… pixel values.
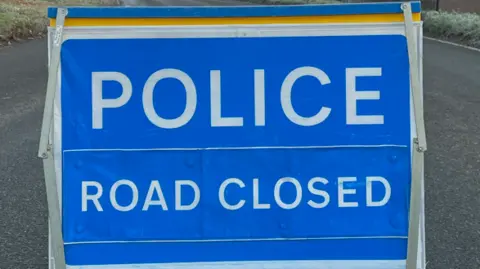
left=423, top=10, right=480, bottom=48
left=0, top=0, right=119, bottom=45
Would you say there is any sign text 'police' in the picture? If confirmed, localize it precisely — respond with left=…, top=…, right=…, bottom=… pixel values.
left=92, top=66, right=384, bottom=129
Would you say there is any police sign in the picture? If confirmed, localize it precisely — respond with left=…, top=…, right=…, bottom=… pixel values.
left=40, top=2, right=426, bottom=269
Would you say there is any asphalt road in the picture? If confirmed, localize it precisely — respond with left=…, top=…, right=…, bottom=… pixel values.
left=0, top=1, right=479, bottom=268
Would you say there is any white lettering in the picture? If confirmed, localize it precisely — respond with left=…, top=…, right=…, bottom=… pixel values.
left=307, top=177, right=330, bottom=209
left=210, top=70, right=244, bottom=127
left=142, top=180, right=168, bottom=211
left=92, top=72, right=132, bottom=129
left=82, top=181, right=104, bottom=212
left=366, top=176, right=391, bottom=207
left=143, top=69, right=197, bottom=129
left=274, top=177, right=302, bottom=210
left=338, top=177, right=358, bottom=208
left=92, top=66, right=389, bottom=129
left=218, top=178, right=245, bottom=210
left=254, top=69, right=266, bottom=126
left=253, top=178, right=270, bottom=209
left=346, top=67, right=384, bottom=125
left=110, top=179, right=139, bottom=212
left=281, top=66, right=332, bottom=126
left=175, top=180, right=200, bottom=211
left=82, top=175, right=393, bottom=213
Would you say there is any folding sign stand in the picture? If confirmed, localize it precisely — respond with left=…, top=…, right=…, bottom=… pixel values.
left=40, top=2, right=426, bottom=269
left=402, top=2, right=427, bottom=269
left=38, top=7, right=67, bottom=269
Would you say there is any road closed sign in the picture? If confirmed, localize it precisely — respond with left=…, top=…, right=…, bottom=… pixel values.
left=40, top=2, right=426, bottom=269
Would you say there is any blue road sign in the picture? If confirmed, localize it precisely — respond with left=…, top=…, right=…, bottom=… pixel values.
left=60, top=34, right=412, bottom=267
left=52, top=4, right=421, bottom=268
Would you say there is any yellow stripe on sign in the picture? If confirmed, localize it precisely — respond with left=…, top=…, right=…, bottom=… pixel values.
left=50, top=13, right=421, bottom=27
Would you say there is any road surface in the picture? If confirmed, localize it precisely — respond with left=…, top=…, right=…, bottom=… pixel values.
left=0, top=0, right=479, bottom=268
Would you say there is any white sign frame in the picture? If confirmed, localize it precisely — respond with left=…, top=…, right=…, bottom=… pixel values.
left=44, top=6, right=426, bottom=269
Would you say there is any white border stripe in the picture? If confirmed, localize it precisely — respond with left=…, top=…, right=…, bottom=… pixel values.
left=66, top=260, right=407, bottom=269
left=65, top=235, right=408, bottom=245
left=63, top=144, right=408, bottom=153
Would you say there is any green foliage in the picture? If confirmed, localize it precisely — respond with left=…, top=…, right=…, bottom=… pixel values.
left=423, top=10, right=480, bottom=48
left=0, top=3, right=47, bottom=41
left=0, top=0, right=119, bottom=43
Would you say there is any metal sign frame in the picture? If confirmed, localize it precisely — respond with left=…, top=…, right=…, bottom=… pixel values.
left=41, top=2, right=426, bottom=269
left=41, top=7, right=67, bottom=269
left=402, top=3, right=427, bottom=269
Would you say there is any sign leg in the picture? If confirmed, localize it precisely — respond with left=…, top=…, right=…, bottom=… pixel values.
left=402, top=2, right=427, bottom=151
left=39, top=7, right=68, bottom=269
left=38, top=7, right=67, bottom=158
left=407, top=145, right=425, bottom=269
left=43, top=154, right=67, bottom=269
left=402, top=2, right=427, bottom=269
